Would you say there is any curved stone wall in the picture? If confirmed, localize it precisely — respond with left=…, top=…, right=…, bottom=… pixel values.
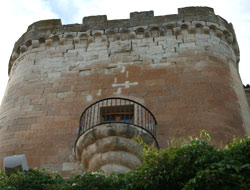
left=244, top=86, right=250, bottom=107
left=8, top=10, right=240, bottom=75
left=0, top=7, right=249, bottom=176
left=75, top=123, right=156, bottom=174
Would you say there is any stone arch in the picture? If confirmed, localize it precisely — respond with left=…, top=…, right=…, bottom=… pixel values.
left=180, top=24, right=189, bottom=35
left=25, top=40, right=32, bottom=48
left=79, top=33, right=89, bottom=39
left=135, top=27, right=145, bottom=35
left=209, top=24, right=217, bottom=31
left=39, top=37, right=45, bottom=44
left=174, top=27, right=181, bottom=35
left=120, top=28, right=130, bottom=40
left=93, top=31, right=102, bottom=37
left=195, top=23, right=203, bottom=34
left=165, top=24, right=174, bottom=35
left=65, top=33, right=74, bottom=45
left=223, top=30, right=230, bottom=38
left=78, top=33, right=89, bottom=45
left=150, top=26, right=160, bottom=37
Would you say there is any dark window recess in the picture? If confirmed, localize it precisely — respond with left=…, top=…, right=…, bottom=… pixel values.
left=100, top=105, right=134, bottom=124
left=120, top=114, right=133, bottom=124
left=103, top=114, right=116, bottom=123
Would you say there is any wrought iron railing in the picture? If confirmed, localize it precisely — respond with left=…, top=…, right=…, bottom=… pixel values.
left=77, top=97, right=157, bottom=139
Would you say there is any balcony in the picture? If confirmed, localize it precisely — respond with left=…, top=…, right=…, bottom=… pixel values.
left=75, top=97, right=158, bottom=174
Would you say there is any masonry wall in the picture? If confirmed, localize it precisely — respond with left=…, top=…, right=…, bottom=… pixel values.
left=245, top=87, right=250, bottom=107
left=0, top=7, right=250, bottom=176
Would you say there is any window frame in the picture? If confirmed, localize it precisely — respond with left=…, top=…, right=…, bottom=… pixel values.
left=100, top=104, right=134, bottom=124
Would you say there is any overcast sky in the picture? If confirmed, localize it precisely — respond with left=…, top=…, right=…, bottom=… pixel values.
left=0, top=0, right=249, bottom=104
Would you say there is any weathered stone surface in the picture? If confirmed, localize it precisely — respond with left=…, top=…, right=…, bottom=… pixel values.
left=75, top=123, right=156, bottom=173
left=244, top=86, right=250, bottom=108
left=0, top=7, right=249, bottom=177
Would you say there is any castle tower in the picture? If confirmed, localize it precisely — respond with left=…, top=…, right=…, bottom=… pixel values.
left=0, top=7, right=249, bottom=176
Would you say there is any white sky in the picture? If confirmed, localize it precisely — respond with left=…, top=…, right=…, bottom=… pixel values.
left=0, top=0, right=249, bottom=104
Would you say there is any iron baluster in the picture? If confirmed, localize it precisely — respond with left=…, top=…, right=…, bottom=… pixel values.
left=85, top=109, right=89, bottom=132
left=77, top=97, right=157, bottom=142
left=93, top=104, right=96, bottom=127
left=141, top=106, right=143, bottom=127
left=120, top=99, right=122, bottom=123
left=110, top=99, right=112, bottom=122
left=97, top=102, right=100, bottom=123
left=105, top=99, right=108, bottom=122
left=89, top=106, right=92, bottom=130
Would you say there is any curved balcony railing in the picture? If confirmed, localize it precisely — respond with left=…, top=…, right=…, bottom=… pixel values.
left=77, top=97, right=157, bottom=139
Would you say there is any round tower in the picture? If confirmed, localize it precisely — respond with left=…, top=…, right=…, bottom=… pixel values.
left=0, top=7, right=249, bottom=176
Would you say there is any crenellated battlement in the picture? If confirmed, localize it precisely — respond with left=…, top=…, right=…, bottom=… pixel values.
left=9, top=7, right=239, bottom=75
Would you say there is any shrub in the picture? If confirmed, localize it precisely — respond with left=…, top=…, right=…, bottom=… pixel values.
left=0, top=135, right=249, bottom=190
left=0, top=169, right=66, bottom=190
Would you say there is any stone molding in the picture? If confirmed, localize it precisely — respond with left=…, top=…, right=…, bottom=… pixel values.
left=75, top=123, right=157, bottom=173
left=8, top=7, right=239, bottom=75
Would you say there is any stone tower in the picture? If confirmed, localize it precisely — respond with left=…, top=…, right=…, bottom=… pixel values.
left=0, top=7, right=249, bottom=176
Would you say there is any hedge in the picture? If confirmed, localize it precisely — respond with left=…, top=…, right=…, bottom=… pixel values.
left=0, top=134, right=249, bottom=190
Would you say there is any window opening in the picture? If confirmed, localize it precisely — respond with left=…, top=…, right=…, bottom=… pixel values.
left=100, top=104, right=134, bottom=124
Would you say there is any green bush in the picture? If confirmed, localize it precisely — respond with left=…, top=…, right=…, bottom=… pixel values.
left=0, top=135, right=249, bottom=190
left=0, top=169, right=66, bottom=190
